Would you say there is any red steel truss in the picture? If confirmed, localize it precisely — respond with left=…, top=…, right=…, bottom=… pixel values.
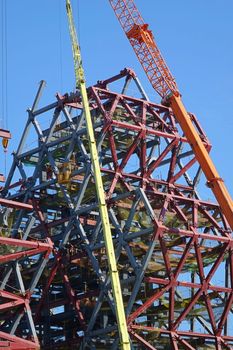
left=0, top=70, right=232, bottom=349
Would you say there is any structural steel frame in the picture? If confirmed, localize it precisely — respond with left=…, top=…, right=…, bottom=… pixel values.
left=0, top=70, right=232, bottom=349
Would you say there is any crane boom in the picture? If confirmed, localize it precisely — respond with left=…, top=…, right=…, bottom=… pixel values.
left=109, top=0, right=233, bottom=230
left=65, top=1, right=130, bottom=348
left=108, top=0, right=178, bottom=98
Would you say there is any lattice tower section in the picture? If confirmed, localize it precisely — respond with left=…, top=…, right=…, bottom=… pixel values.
left=1, top=70, right=233, bottom=350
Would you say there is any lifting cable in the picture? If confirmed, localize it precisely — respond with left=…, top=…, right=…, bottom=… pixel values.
left=1, top=0, right=8, bottom=130
left=1, top=0, right=5, bottom=129
left=1, top=0, right=8, bottom=175
left=58, top=0, right=63, bottom=92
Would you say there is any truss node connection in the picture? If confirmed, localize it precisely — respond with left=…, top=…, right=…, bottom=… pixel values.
left=0, top=69, right=232, bottom=349
left=109, top=0, right=233, bottom=231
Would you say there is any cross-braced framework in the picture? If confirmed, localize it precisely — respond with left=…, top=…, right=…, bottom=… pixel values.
left=1, top=69, right=233, bottom=349
left=0, top=125, right=53, bottom=349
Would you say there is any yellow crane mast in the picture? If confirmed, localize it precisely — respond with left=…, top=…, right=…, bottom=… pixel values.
left=65, top=1, right=130, bottom=349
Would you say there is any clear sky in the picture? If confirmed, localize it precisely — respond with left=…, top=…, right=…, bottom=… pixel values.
left=0, top=0, right=232, bottom=199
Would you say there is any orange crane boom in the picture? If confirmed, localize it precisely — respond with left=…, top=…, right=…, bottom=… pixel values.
left=109, top=0, right=178, bottom=99
left=109, top=0, right=233, bottom=230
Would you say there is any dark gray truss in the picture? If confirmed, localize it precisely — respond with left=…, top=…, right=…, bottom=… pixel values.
left=1, top=69, right=232, bottom=350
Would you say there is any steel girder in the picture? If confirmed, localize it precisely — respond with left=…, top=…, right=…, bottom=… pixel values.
left=1, top=69, right=232, bottom=349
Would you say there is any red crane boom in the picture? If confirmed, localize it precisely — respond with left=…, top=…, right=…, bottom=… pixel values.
left=108, top=0, right=178, bottom=98
left=109, top=0, right=233, bottom=230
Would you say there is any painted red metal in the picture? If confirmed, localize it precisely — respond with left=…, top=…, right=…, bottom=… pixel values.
left=1, top=71, right=232, bottom=349
left=0, top=227, right=52, bottom=348
left=0, top=198, right=33, bottom=210
left=0, top=331, right=39, bottom=349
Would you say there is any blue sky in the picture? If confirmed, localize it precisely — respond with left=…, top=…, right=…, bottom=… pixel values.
left=0, top=0, right=232, bottom=199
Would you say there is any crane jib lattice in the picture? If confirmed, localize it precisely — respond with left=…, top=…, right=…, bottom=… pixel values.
left=109, top=0, right=233, bottom=230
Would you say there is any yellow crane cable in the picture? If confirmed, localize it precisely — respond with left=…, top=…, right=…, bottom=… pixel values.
left=65, top=1, right=130, bottom=348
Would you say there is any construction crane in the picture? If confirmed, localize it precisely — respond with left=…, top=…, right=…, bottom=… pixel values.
left=109, top=0, right=233, bottom=230
left=65, top=1, right=130, bottom=349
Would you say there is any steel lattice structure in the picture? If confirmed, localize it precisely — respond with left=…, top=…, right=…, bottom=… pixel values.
left=0, top=70, right=233, bottom=349
left=0, top=94, right=53, bottom=349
